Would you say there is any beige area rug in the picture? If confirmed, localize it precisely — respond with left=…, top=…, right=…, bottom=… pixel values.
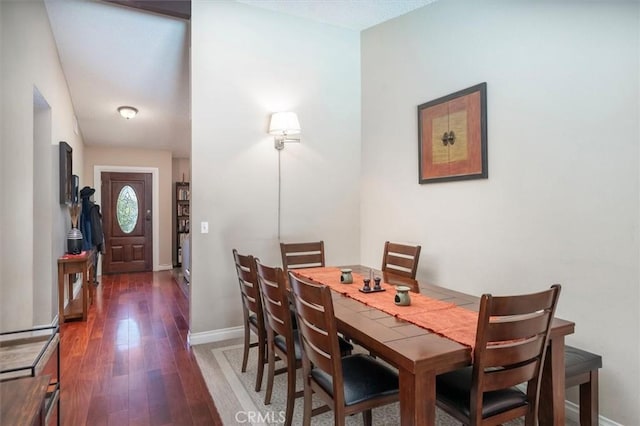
left=193, top=338, right=531, bottom=425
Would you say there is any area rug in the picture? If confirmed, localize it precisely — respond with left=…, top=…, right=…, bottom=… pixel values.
left=193, top=339, right=529, bottom=425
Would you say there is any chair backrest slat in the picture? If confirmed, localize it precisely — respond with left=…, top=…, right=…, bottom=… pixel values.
left=381, top=241, right=421, bottom=279
left=255, top=261, right=291, bottom=340
left=482, top=362, right=538, bottom=392
left=289, top=272, right=341, bottom=380
left=482, top=336, right=546, bottom=367
left=233, top=249, right=263, bottom=320
left=470, top=284, right=561, bottom=423
left=489, top=289, right=557, bottom=316
left=280, top=241, right=325, bottom=273
left=486, top=312, right=552, bottom=342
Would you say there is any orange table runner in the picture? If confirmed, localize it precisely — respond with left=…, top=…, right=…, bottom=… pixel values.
left=294, top=267, right=478, bottom=349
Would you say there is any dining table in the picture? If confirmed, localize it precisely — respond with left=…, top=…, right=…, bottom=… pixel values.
left=292, top=265, right=575, bottom=426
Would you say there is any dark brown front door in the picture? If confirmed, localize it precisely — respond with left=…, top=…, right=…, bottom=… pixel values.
left=102, top=172, right=152, bottom=273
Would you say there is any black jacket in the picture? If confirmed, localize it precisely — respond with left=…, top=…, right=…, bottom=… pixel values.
left=80, top=196, right=105, bottom=253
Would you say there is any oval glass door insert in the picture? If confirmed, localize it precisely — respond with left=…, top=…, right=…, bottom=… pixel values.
left=116, top=185, right=139, bottom=234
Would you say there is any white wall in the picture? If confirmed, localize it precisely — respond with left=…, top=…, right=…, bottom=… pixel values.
left=0, top=0, right=84, bottom=331
left=33, top=89, right=53, bottom=326
left=361, top=1, right=639, bottom=423
left=190, top=1, right=361, bottom=334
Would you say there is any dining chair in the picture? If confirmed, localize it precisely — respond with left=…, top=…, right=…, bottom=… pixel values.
left=280, top=241, right=325, bottom=275
left=381, top=241, right=421, bottom=279
left=435, top=284, right=561, bottom=426
left=256, top=260, right=354, bottom=426
left=289, top=272, right=399, bottom=426
left=255, top=260, right=300, bottom=426
left=232, top=249, right=266, bottom=392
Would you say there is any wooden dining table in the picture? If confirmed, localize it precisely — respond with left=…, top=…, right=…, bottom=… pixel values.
left=293, top=265, right=575, bottom=426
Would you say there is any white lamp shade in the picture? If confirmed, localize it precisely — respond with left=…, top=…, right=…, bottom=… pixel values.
left=269, top=112, right=300, bottom=135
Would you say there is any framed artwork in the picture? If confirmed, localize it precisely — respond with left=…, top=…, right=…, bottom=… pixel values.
left=59, top=141, right=73, bottom=204
left=417, top=83, right=487, bottom=184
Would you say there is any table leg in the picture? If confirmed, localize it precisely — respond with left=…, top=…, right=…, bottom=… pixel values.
left=66, top=276, right=72, bottom=307
left=88, top=253, right=95, bottom=305
left=399, top=368, right=435, bottom=426
left=539, top=336, right=566, bottom=425
left=57, top=266, right=65, bottom=324
left=82, top=265, right=88, bottom=321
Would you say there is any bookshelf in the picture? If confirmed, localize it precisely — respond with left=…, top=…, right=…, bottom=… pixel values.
left=175, top=182, right=190, bottom=267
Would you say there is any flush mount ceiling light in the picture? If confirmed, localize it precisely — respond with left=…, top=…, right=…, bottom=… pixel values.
left=117, top=106, right=138, bottom=119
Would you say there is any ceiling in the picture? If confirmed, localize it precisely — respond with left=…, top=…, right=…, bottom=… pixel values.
left=44, top=0, right=434, bottom=159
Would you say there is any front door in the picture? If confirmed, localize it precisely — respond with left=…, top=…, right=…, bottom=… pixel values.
left=102, top=172, right=152, bottom=273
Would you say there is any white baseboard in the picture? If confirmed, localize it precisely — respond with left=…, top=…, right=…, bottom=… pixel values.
left=156, top=263, right=174, bottom=271
left=188, top=326, right=244, bottom=346
left=565, top=400, right=620, bottom=426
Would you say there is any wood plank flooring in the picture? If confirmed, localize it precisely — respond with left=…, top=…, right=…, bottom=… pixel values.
left=56, top=271, right=222, bottom=425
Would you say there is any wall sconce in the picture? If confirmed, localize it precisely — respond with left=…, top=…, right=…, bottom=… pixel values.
left=268, top=111, right=301, bottom=240
left=117, top=106, right=138, bottom=120
left=269, top=112, right=301, bottom=150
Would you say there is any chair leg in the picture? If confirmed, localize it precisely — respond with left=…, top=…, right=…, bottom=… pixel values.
left=362, top=409, right=372, bottom=426
left=334, top=408, right=346, bottom=426
left=284, top=359, right=296, bottom=426
left=579, top=371, right=599, bottom=426
left=302, top=380, right=312, bottom=426
left=254, top=332, right=266, bottom=392
left=263, top=342, right=275, bottom=405
left=241, top=322, right=250, bottom=373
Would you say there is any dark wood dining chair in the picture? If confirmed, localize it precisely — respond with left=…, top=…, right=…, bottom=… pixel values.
left=255, top=260, right=301, bottom=426
left=256, top=260, right=354, bottom=426
left=280, top=241, right=325, bottom=275
left=232, top=249, right=266, bottom=392
left=435, top=284, right=561, bottom=426
left=289, top=272, right=399, bottom=426
left=381, top=241, right=421, bottom=279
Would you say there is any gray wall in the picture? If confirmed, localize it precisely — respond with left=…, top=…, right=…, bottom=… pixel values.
left=360, top=1, right=639, bottom=423
left=1, top=0, right=84, bottom=331
left=190, top=1, right=361, bottom=336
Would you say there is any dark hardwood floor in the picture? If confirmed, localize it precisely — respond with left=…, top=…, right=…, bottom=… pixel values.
left=57, top=271, right=222, bottom=425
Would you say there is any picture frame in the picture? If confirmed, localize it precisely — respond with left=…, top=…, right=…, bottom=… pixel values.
left=59, top=141, right=73, bottom=204
left=417, top=83, right=487, bottom=184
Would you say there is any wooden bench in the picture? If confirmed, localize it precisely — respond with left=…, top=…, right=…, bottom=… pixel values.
left=565, top=345, right=602, bottom=426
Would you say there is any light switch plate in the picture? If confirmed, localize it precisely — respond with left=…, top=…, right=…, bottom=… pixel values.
left=201, top=221, right=209, bottom=233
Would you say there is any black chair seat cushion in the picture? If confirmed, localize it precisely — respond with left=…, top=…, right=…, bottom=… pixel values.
left=274, top=330, right=303, bottom=360
left=290, top=309, right=298, bottom=329
left=275, top=330, right=353, bottom=361
left=436, top=367, right=527, bottom=419
left=565, top=345, right=602, bottom=379
left=311, top=354, right=399, bottom=406
left=248, top=314, right=258, bottom=327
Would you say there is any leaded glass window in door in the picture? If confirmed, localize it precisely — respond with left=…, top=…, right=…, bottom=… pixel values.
left=116, top=185, right=139, bottom=234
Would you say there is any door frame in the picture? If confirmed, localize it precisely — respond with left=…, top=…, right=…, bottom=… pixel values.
left=94, top=165, right=161, bottom=273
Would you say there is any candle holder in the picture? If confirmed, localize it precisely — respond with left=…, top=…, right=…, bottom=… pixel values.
left=362, top=278, right=371, bottom=292
left=373, top=277, right=381, bottom=291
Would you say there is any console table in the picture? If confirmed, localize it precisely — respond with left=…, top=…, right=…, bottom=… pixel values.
left=0, top=375, right=50, bottom=425
left=0, top=326, right=60, bottom=425
left=57, top=249, right=95, bottom=323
